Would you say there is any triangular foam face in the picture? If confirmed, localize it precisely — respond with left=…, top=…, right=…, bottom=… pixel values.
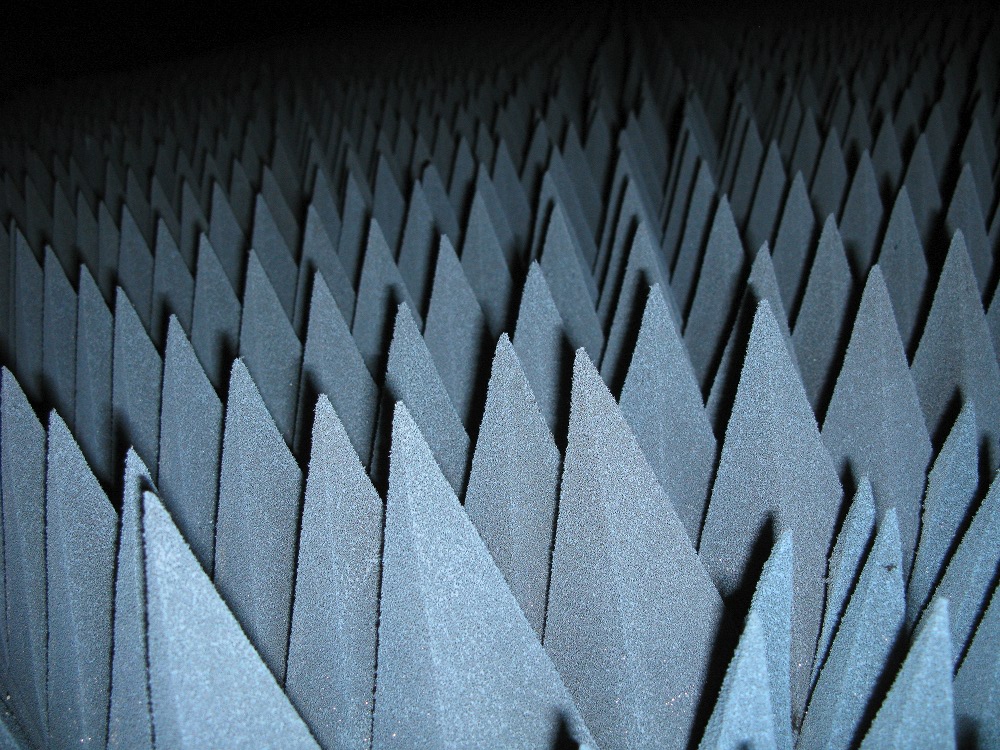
left=857, top=597, right=955, bottom=750
left=286, top=397, right=382, bottom=750
left=701, top=301, right=842, bottom=720
left=822, top=266, right=931, bottom=575
left=546, top=349, right=723, bottom=750
left=373, top=402, right=595, bottom=749
left=953, top=583, right=999, bottom=749
left=143, top=491, right=319, bottom=749
left=697, top=613, right=778, bottom=750
left=465, top=335, right=560, bottom=636
left=619, top=283, right=716, bottom=543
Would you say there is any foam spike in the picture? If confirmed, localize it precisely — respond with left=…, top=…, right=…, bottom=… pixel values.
left=151, top=219, right=194, bottom=343
left=697, top=613, right=778, bottom=750
left=190, top=233, right=242, bottom=391
left=771, top=171, right=817, bottom=319
left=423, top=236, right=487, bottom=427
left=700, top=301, right=842, bottom=719
left=685, top=195, right=746, bottom=390
left=953, top=583, right=999, bottom=748
left=41, top=246, right=77, bottom=422
left=791, top=214, right=854, bottom=414
left=286, top=397, right=382, bottom=750
left=876, top=187, right=927, bottom=352
left=619, top=283, right=716, bottom=542
left=540, top=204, right=603, bottom=362
left=373, top=402, right=595, bottom=748
left=908, top=402, right=979, bottom=624
left=74, top=264, right=114, bottom=482
left=670, top=160, right=717, bottom=315
left=45, top=411, right=116, bottom=749
left=107, top=450, right=154, bottom=750
left=465, top=334, right=560, bottom=636
left=461, top=189, right=514, bottom=337
left=813, top=478, right=877, bottom=682
left=294, top=204, right=355, bottom=332
left=945, top=163, right=992, bottom=297
left=158, top=315, right=223, bottom=572
left=297, top=271, right=378, bottom=464
left=839, top=150, right=882, bottom=274
left=397, top=180, right=438, bottom=315
left=546, top=349, right=723, bottom=750
left=143, top=491, right=319, bottom=749
left=911, top=231, right=1000, bottom=458
left=0, top=369, right=47, bottom=747
left=383, top=302, right=470, bottom=494
left=822, top=266, right=931, bottom=574
left=857, top=597, right=955, bottom=750
left=214, top=359, right=303, bottom=682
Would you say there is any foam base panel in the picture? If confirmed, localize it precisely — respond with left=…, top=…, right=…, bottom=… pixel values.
left=0, top=3, right=998, bottom=749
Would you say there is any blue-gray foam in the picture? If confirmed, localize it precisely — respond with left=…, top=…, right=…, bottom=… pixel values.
left=286, top=396, right=383, bottom=750
left=143, top=491, right=319, bottom=749
left=214, top=359, right=303, bottom=682
left=546, top=349, right=723, bottom=750
left=953, top=583, right=998, bottom=748
left=465, top=334, right=560, bottom=636
left=373, top=402, right=595, bottom=749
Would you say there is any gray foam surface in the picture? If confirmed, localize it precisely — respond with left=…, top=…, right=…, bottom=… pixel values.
left=464, top=335, right=561, bottom=636
left=953, top=583, right=999, bottom=748
left=214, top=359, right=303, bottom=682
left=286, top=397, right=382, bottom=750
left=877, top=187, right=927, bottom=353
left=143, top=491, right=319, bottom=749
left=546, top=349, right=723, bottom=750
left=373, top=402, right=595, bottom=749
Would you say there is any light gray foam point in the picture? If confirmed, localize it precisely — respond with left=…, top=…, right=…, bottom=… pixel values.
left=373, top=402, right=595, bottom=749
left=901, top=133, right=943, bottom=245
left=670, top=160, right=717, bottom=317
left=909, top=402, right=979, bottom=624
left=297, top=272, right=378, bottom=464
left=839, top=150, right=883, bottom=274
left=546, top=349, right=724, bottom=750
left=858, top=597, right=955, bottom=750
left=540, top=203, right=604, bottom=362
left=214, top=359, right=303, bottom=683
left=771, top=171, right=817, bottom=320
left=118, top=205, right=155, bottom=330
left=74, top=264, right=113, bottom=482
left=513, top=261, right=570, bottom=435
left=923, top=470, right=1000, bottom=665
left=912, top=230, right=1000, bottom=462
left=747, top=530, right=794, bottom=750
left=143, top=491, right=319, bottom=749
left=462, top=189, right=514, bottom=337
left=383, top=303, right=469, bottom=494
left=294, top=204, right=355, bottom=332
left=601, top=221, right=680, bottom=391
left=813, top=477, right=877, bottom=683
left=822, top=266, right=931, bottom=575
left=286, top=396, right=382, bottom=750
left=423, top=235, right=488, bottom=427
left=151, top=219, right=195, bottom=344
left=158, top=315, right=223, bottom=573
left=42, top=246, right=77, bottom=425
left=799, top=509, right=905, bottom=750
left=45, top=410, right=116, bottom=749
left=465, top=334, right=560, bottom=636
left=744, top=139, right=787, bottom=256
left=373, top=152, right=406, bottom=252
left=113, top=287, right=162, bottom=477
left=877, top=186, right=928, bottom=352
left=700, top=300, right=842, bottom=720
left=249, top=197, right=299, bottom=318
left=946, top=163, right=992, bottom=298
left=0, top=368, right=48, bottom=747
left=207, top=183, right=247, bottom=294
left=684, top=195, right=747, bottom=390
left=619, top=283, right=716, bottom=543
left=239, top=250, right=302, bottom=445
left=191, top=232, right=242, bottom=392
left=397, top=180, right=438, bottom=315
left=707, top=242, right=798, bottom=431
left=697, top=613, right=778, bottom=750
left=791, top=214, right=854, bottom=413
left=336, top=170, right=369, bottom=287
left=953, top=583, right=999, bottom=748
left=107, top=450, right=154, bottom=750
left=353, top=219, right=421, bottom=379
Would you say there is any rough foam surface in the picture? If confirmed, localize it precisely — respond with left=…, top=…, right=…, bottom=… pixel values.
left=214, top=359, right=303, bottom=682
left=286, top=396, right=382, bottom=750
left=546, top=349, right=723, bottom=750
left=373, top=402, right=595, bottom=749
left=143, top=491, right=319, bottom=749
left=700, top=301, right=842, bottom=720
left=465, top=334, right=560, bottom=636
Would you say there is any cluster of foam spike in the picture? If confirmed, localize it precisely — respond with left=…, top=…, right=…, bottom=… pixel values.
left=0, top=4, right=998, bottom=749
